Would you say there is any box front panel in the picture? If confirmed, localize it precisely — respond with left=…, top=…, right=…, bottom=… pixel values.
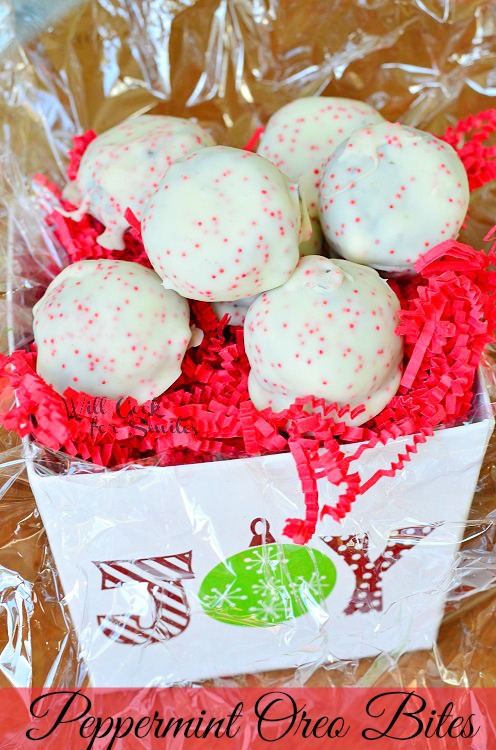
left=29, top=415, right=494, bottom=686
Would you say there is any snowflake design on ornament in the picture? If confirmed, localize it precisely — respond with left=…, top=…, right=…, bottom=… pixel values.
left=201, top=584, right=248, bottom=610
left=251, top=577, right=281, bottom=598
left=243, top=547, right=288, bottom=576
left=290, top=571, right=328, bottom=601
left=248, top=594, right=287, bottom=623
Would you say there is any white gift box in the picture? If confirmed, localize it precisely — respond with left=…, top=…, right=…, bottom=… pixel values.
left=27, top=372, right=494, bottom=687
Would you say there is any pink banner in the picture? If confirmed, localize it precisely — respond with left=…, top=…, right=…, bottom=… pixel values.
left=1, top=688, right=494, bottom=749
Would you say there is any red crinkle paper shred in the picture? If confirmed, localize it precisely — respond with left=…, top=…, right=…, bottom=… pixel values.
left=1, top=242, right=495, bottom=542
left=441, top=109, right=496, bottom=191
left=1, top=115, right=496, bottom=544
left=67, top=130, right=97, bottom=180
left=242, top=127, right=265, bottom=152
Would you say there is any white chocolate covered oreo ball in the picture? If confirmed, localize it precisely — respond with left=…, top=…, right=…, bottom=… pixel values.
left=33, top=259, right=195, bottom=403
left=257, top=97, right=384, bottom=216
left=142, top=146, right=310, bottom=302
left=318, top=121, right=470, bottom=274
left=245, top=255, right=403, bottom=425
left=61, top=115, right=215, bottom=250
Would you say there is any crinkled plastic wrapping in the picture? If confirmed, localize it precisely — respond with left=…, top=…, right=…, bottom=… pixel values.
left=1, top=0, right=496, bottom=691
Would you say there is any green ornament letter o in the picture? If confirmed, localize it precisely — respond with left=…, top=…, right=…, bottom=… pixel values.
left=199, top=543, right=337, bottom=627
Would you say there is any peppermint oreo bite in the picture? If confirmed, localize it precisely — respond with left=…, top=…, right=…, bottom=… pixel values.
left=318, top=121, right=469, bottom=274
left=33, top=260, right=196, bottom=403
left=245, top=255, right=403, bottom=425
left=61, top=115, right=215, bottom=250
left=141, top=146, right=311, bottom=301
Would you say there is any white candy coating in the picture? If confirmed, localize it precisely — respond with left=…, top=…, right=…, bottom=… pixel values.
left=142, top=146, right=310, bottom=302
left=318, top=121, right=470, bottom=274
left=257, top=97, right=384, bottom=217
left=33, top=260, right=195, bottom=403
left=245, top=255, right=403, bottom=425
left=211, top=294, right=259, bottom=326
left=61, top=115, right=215, bottom=250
